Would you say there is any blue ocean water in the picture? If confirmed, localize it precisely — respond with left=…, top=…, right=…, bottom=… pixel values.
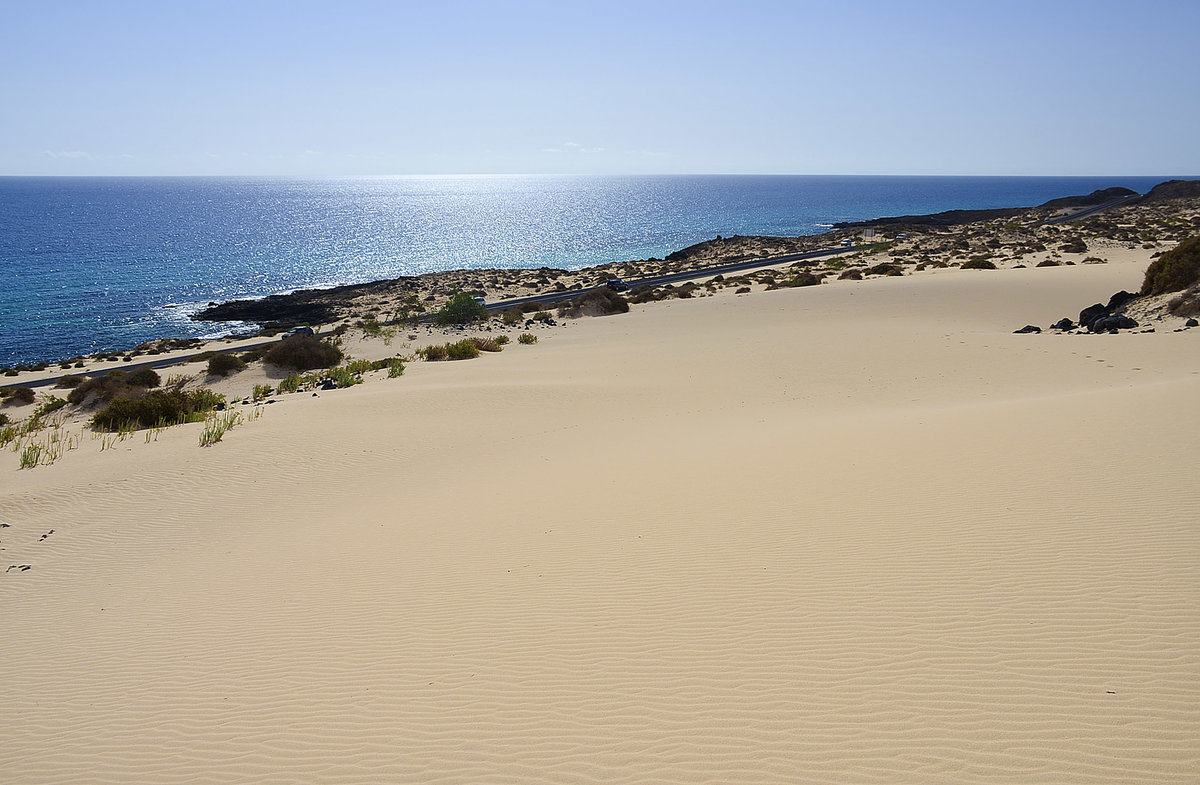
left=0, top=174, right=1177, bottom=365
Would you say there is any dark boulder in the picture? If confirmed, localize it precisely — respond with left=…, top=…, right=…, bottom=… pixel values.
left=1014, top=324, right=1042, bottom=334
left=1105, top=290, right=1139, bottom=311
left=1187, top=318, right=1199, bottom=328
left=1089, top=315, right=1138, bottom=333
left=1051, top=318, right=1075, bottom=330
left=1079, top=303, right=1108, bottom=329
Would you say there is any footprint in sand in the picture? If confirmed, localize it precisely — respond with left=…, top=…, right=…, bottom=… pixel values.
left=38, top=530, right=55, bottom=542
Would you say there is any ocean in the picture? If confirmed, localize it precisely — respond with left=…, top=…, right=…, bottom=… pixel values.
left=0, top=174, right=1177, bottom=365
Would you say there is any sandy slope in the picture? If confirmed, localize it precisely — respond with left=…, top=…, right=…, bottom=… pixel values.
left=2, top=259, right=1198, bottom=784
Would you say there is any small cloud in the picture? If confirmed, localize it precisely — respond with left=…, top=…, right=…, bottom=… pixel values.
left=542, top=147, right=565, bottom=153
left=43, top=150, right=91, bottom=159
left=303, top=149, right=321, bottom=156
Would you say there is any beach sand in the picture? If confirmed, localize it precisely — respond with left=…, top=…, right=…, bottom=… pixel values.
left=2, top=257, right=1198, bottom=783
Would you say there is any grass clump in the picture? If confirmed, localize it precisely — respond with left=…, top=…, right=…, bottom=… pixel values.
left=91, top=388, right=226, bottom=431
left=418, top=344, right=447, bottom=361
left=199, top=410, right=242, bottom=447
left=494, top=335, right=510, bottom=346
left=324, top=366, right=363, bottom=388
left=1141, top=235, right=1200, bottom=295
left=54, top=374, right=87, bottom=389
left=33, top=396, right=68, bottom=419
left=386, top=357, right=406, bottom=377
left=252, top=384, right=273, bottom=401
left=518, top=332, right=538, bottom=344
left=207, top=353, right=246, bottom=377
left=277, top=374, right=303, bottom=393
left=343, top=359, right=375, bottom=375
left=264, top=335, right=343, bottom=371
left=470, top=337, right=502, bottom=352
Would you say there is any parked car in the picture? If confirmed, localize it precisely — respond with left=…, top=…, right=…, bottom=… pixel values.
left=605, top=278, right=629, bottom=292
left=281, top=325, right=314, bottom=339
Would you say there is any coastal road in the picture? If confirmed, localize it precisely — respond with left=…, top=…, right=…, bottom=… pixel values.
left=1043, top=193, right=1141, bottom=224
left=3, top=245, right=856, bottom=391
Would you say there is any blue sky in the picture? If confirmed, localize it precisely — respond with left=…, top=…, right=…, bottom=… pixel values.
left=1, top=0, right=1197, bottom=176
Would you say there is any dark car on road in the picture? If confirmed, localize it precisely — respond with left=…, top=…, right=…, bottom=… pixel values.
left=605, top=278, right=629, bottom=292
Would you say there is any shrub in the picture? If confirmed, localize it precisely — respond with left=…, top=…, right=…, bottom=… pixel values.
left=866, top=262, right=903, bottom=276
left=343, top=359, right=374, bottom=374
left=533, top=310, right=552, bottom=322
left=494, top=335, right=510, bottom=345
left=263, top=335, right=343, bottom=371
left=433, top=292, right=487, bottom=326
left=419, top=344, right=447, bottom=361
left=189, top=350, right=218, bottom=364
left=445, top=339, right=481, bottom=360
left=518, top=332, right=538, bottom=344
left=2, top=387, right=36, bottom=406
left=54, top=374, right=87, bottom=389
left=838, top=269, right=863, bottom=280
left=470, top=337, right=502, bottom=352
left=387, top=357, right=406, bottom=378
left=961, top=258, right=998, bottom=270
left=207, top=353, right=246, bottom=377
left=324, top=366, right=363, bottom=388
left=91, top=388, right=226, bottom=431
left=1141, top=235, right=1200, bottom=295
left=557, top=289, right=631, bottom=318
left=252, top=384, right=273, bottom=401
left=501, top=308, right=523, bottom=325
left=1167, top=286, right=1200, bottom=316
left=277, top=374, right=303, bottom=393
left=126, top=367, right=162, bottom=387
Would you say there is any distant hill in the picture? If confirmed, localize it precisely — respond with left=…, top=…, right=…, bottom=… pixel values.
left=1038, top=187, right=1137, bottom=210
left=1141, top=179, right=1200, bottom=202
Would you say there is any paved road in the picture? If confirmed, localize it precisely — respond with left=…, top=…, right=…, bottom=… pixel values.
left=1043, top=193, right=1141, bottom=224
left=4, top=245, right=855, bottom=391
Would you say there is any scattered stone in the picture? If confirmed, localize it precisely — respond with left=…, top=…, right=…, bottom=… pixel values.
left=1187, top=318, right=1198, bottom=328
left=1051, top=318, right=1075, bottom=330
left=1089, top=315, right=1138, bottom=333
left=1014, top=324, right=1042, bottom=334
left=1079, top=303, right=1107, bottom=329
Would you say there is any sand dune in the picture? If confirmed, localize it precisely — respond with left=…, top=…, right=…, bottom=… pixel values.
left=2, top=259, right=1198, bottom=783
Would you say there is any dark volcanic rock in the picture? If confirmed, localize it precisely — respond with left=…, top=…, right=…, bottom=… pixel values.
left=1079, top=303, right=1108, bottom=329
left=1039, top=187, right=1138, bottom=210
left=1140, top=179, right=1200, bottom=203
left=1089, top=315, right=1138, bottom=333
left=1013, top=324, right=1042, bottom=334
left=1187, top=318, right=1199, bottom=328
left=1051, top=318, right=1075, bottom=330
left=1105, top=290, right=1139, bottom=311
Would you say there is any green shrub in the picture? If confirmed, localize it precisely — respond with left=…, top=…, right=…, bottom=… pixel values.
left=387, top=357, right=405, bottom=377
left=418, top=344, right=447, bottom=361
left=533, top=310, right=551, bottom=322
left=961, top=258, right=998, bottom=270
left=324, top=366, right=363, bottom=388
left=1141, top=235, right=1200, bottom=295
left=501, top=308, right=523, bottom=325
left=343, top=359, right=374, bottom=375
left=207, top=353, right=246, bottom=377
left=125, top=367, right=162, bottom=387
left=277, top=374, right=303, bottom=393
left=91, top=388, right=226, bottom=431
left=252, top=384, right=273, bottom=401
left=263, top=335, right=343, bottom=371
left=494, top=335, right=510, bottom=345
left=54, top=374, right=87, bottom=389
left=433, top=291, right=487, bottom=326
left=518, top=332, right=538, bottom=344
left=445, top=339, right=481, bottom=360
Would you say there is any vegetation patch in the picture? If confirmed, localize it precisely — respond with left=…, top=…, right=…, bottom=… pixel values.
left=207, top=352, right=247, bottom=377
left=264, top=335, right=343, bottom=371
left=961, top=258, right=998, bottom=270
left=518, top=332, right=538, bottom=344
left=125, top=367, right=162, bottom=387
left=433, top=292, right=487, bottom=326
left=1141, top=235, right=1200, bottom=295
left=556, top=289, right=630, bottom=318
left=91, top=388, right=225, bottom=431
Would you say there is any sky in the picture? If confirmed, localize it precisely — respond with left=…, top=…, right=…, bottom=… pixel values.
left=1, top=0, right=1197, bottom=177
